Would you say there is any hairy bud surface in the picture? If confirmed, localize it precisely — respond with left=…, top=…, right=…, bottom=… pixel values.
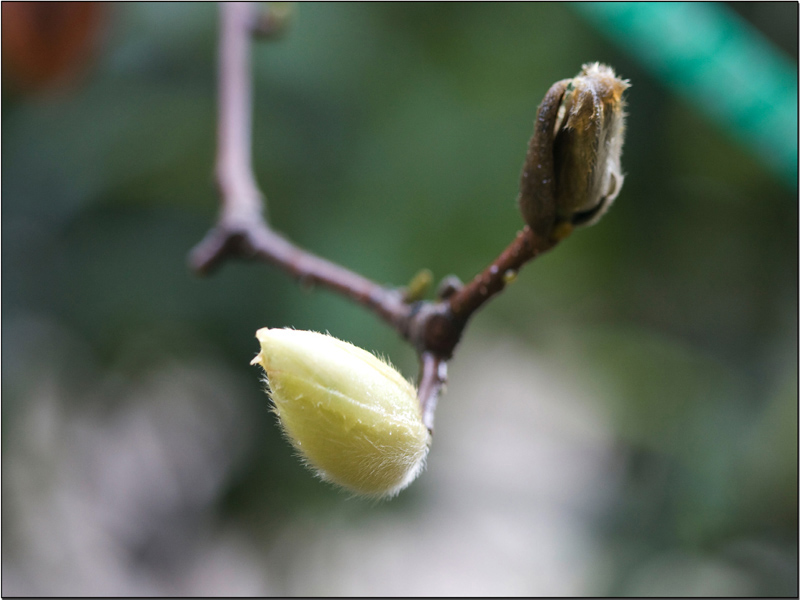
left=553, top=62, right=629, bottom=226
left=519, top=63, right=629, bottom=236
left=251, top=328, right=430, bottom=498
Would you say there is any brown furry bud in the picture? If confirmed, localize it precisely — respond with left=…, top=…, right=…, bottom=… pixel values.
left=519, top=63, right=630, bottom=237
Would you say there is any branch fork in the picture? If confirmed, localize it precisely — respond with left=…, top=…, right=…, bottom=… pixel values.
left=190, top=3, right=608, bottom=432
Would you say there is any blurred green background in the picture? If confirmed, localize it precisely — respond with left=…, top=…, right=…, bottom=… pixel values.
left=3, top=2, right=797, bottom=596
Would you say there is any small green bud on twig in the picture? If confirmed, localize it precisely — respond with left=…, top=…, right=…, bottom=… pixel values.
left=404, top=268, right=434, bottom=302
left=519, top=63, right=630, bottom=238
left=251, top=328, right=430, bottom=498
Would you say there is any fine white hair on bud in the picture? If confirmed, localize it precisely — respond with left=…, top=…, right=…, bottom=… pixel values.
left=518, top=62, right=629, bottom=238
left=552, top=62, right=630, bottom=227
left=250, top=328, right=431, bottom=498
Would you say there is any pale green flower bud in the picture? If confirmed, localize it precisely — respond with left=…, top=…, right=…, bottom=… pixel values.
left=251, top=328, right=431, bottom=498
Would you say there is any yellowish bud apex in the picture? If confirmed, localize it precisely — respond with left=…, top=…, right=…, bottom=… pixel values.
left=251, top=328, right=431, bottom=498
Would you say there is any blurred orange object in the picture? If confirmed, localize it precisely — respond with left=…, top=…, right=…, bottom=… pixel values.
left=2, top=2, right=105, bottom=93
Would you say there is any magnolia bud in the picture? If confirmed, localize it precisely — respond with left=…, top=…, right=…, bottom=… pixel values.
left=519, top=63, right=629, bottom=236
left=251, top=328, right=431, bottom=498
left=553, top=63, right=629, bottom=226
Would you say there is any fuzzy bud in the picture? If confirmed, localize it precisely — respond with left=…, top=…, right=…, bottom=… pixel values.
left=519, top=63, right=629, bottom=237
left=251, top=328, right=430, bottom=498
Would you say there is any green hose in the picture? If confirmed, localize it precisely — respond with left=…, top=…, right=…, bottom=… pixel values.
left=574, top=2, right=797, bottom=187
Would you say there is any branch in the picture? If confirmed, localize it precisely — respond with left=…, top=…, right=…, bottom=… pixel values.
left=417, top=352, right=447, bottom=432
left=191, top=220, right=411, bottom=328
left=188, top=5, right=603, bottom=433
left=212, top=2, right=262, bottom=230
left=447, top=225, right=562, bottom=323
left=190, top=3, right=411, bottom=329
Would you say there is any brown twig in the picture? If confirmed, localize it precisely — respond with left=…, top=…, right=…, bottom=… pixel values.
left=189, top=2, right=566, bottom=432
left=191, top=220, right=411, bottom=328
left=448, top=226, right=557, bottom=322
left=417, top=352, right=447, bottom=432
left=189, top=3, right=410, bottom=327
left=212, top=2, right=262, bottom=231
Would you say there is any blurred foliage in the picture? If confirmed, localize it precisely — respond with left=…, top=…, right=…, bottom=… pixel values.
left=2, top=2, right=797, bottom=596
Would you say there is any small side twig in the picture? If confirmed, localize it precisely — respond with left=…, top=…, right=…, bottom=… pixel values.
left=417, top=352, right=447, bottom=432
left=191, top=219, right=411, bottom=328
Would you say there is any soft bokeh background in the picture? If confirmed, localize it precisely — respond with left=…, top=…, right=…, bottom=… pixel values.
left=3, top=2, right=797, bottom=596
